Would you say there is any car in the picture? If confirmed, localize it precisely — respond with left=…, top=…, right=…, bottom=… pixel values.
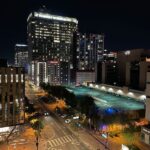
left=44, top=112, right=49, bottom=116
left=65, top=119, right=71, bottom=124
left=61, top=114, right=67, bottom=118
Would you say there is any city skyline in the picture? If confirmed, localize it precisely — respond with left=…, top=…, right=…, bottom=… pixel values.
left=1, top=0, right=150, bottom=63
left=0, top=1, right=150, bottom=149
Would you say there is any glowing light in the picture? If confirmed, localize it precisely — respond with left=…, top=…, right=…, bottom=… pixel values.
left=139, top=95, right=146, bottom=100
left=124, top=50, right=130, bottom=55
left=117, top=89, right=123, bottom=95
left=128, top=92, right=134, bottom=96
left=101, top=86, right=106, bottom=90
left=95, top=85, right=99, bottom=88
left=108, top=88, right=113, bottom=92
left=89, top=84, right=93, bottom=87
left=101, top=133, right=107, bottom=139
left=122, top=144, right=129, bottom=150
left=11, top=74, right=13, bottom=83
left=28, top=12, right=78, bottom=24
left=21, top=74, right=24, bottom=83
left=15, top=44, right=27, bottom=47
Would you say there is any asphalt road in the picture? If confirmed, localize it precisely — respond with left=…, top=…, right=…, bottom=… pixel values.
left=39, top=102, right=89, bottom=150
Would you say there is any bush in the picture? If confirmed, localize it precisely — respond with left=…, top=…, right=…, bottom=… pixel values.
left=128, top=144, right=140, bottom=150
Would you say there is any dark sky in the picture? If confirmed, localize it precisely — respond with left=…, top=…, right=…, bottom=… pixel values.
left=0, top=0, right=150, bottom=63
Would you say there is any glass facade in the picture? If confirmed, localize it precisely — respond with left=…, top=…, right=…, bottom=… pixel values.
left=27, top=11, right=78, bottom=85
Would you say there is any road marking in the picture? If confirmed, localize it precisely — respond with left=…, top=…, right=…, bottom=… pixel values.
left=47, top=140, right=53, bottom=147
left=51, top=140, right=58, bottom=147
left=57, top=138, right=64, bottom=145
left=47, top=135, right=75, bottom=148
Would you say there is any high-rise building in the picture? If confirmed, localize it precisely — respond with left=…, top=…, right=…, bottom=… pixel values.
left=27, top=9, right=78, bottom=86
left=76, top=33, right=104, bottom=71
left=97, top=52, right=118, bottom=85
left=15, top=44, right=28, bottom=72
left=0, top=61, right=25, bottom=127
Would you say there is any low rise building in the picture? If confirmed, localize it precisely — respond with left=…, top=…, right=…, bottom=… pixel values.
left=0, top=60, right=25, bottom=127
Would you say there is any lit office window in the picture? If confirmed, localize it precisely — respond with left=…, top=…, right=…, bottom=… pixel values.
left=5, top=75, right=7, bottom=83
left=16, top=75, right=18, bottom=82
left=21, top=74, right=24, bottom=83
left=11, top=74, right=13, bottom=83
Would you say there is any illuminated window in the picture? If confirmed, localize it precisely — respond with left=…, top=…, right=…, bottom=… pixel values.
left=11, top=74, right=13, bottom=83
left=5, top=75, right=7, bottom=83
left=16, top=75, right=18, bottom=82
left=21, top=74, right=24, bottom=83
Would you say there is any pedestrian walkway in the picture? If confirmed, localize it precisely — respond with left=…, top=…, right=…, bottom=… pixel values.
left=9, top=138, right=29, bottom=145
left=47, top=134, right=79, bottom=148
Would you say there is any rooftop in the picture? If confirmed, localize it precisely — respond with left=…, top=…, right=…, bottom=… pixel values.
left=27, top=12, right=78, bottom=24
left=67, top=86, right=144, bottom=111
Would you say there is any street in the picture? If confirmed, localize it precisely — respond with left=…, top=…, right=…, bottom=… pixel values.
left=1, top=80, right=148, bottom=150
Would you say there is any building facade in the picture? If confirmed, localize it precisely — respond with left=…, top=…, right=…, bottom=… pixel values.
left=0, top=62, right=25, bottom=127
left=76, top=33, right=104, bottom=71
left=141, top=71, right=150, bottom=145
left=76, top=71, right=95, bottom=85
left=15, top=44, right=28, bottom=72
left=145, top=71, right=150, bottom=121
left=27, top=9, right=78, bottom=86
left=117, top=49, right=150, bottom=90
left=97, top=52, right=118, bottom=85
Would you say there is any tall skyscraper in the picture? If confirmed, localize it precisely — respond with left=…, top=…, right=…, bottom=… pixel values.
left=14, top=44, right=28, bottom=72
left=0, top=60, right=25, bottom=127
left=76, top=33, right=104, bottom=71
left=27, top=9, right=78, bottom=85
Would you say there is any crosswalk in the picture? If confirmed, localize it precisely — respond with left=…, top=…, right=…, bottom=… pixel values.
left=47, top=135, right=79, bottom=148
left=9, top=138, right=28, bottom=145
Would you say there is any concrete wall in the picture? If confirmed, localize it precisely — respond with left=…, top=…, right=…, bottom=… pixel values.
left=145, top=98, right=150, bottom=121
left=125, top=62, right=130, bottom=86
left=76, top=71, right=95, bottom=84
left=139, top=62, right=148, bottom=90
left=146, top=72, right=150, bottom=97
left=145, top=72, right=150, bottom=121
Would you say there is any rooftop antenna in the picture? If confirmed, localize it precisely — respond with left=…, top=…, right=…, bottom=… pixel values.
left=39, top=5, right=49, bottom=13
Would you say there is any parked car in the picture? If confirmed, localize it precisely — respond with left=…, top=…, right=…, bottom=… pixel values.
left=61, top=114, right=67, bottom=118
left=65, top=119, right=71, bottom=124
left=44, top=112, right=49, bottom=116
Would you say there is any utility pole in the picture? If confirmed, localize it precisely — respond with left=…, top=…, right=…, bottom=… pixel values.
left=36, top=135, right=39, bottom=150
left=6, top=126, right=16, bottom=150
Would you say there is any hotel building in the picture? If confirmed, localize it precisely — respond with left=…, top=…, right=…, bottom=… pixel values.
left=27, top=9, right=78, bottom=85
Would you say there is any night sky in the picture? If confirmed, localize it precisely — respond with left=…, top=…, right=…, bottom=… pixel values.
left=0, top=0, right=150, bottom=63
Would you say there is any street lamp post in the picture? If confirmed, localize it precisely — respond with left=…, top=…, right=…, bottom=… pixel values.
left=7, top=140, right=9, bottom=150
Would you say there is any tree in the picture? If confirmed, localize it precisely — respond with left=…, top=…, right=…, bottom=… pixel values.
left=30, top=117, right=44, bottom=150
